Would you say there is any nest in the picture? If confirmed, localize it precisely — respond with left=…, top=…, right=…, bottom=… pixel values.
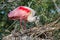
left=2, top=26, right=60, bottom=40
left=2, top=17, right=60, bottom=40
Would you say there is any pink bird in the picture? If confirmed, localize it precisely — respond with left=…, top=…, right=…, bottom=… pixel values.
left=8, top=6, right=37, bottom=30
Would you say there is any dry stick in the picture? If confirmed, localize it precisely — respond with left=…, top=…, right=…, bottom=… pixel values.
left=30, top=33, right=35, bottom=37
left=15, top=37, right=16, bottom=40
left=33, top=31, right=45, bottom=40
left=43, top=33, right=47, bottom=38
left=32, top=27, right=55, bottom=40
left=44, top=17, right=60, bottom=27
left=28, top=2, right=32, bottom=7
left=7, top=20, right=17, bottom=30
left=52, top=0, right=60, bottom=13
left=14, top=23, right=19, bottom=32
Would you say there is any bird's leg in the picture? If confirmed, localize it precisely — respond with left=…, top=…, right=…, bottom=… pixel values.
left=23, top=20, right=27, bottom=30
left=20, top=19, right=24, bottom=30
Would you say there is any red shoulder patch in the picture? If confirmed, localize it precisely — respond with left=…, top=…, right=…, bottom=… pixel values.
left=19, top=6, right=31, bottom=13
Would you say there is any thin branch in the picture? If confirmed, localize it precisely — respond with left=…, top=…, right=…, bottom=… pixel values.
left=44, top=17, right=60, bottom=27
left=52, top=0, right=60, bottom=13
left=28, top=2, right=32, bottom=7
left=7, top=20, right=17, bottom=30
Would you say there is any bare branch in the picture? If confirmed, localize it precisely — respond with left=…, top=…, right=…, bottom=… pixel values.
left=52, top=0, right=60, bottom=13
left=44, top=17, right=60, bottom=27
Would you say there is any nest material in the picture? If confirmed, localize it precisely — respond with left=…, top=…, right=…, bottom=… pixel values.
left=2, top=17, right=60, bottom=40
left=2, top=26, right=58, bottom=40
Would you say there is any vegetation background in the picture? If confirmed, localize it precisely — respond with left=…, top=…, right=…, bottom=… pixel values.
left=0, top=0, right=60, bottom=40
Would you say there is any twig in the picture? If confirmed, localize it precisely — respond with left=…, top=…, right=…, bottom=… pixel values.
left=7, top=20, right=17, bottom=30
left=52, top=0, right=60, bottom=13
left=44, top=17, right=60, bottom=27
left=28, top=2, right=32, bottom=7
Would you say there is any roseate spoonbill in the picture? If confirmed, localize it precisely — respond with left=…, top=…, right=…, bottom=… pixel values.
left=8, top=6, right=37, bottom=30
